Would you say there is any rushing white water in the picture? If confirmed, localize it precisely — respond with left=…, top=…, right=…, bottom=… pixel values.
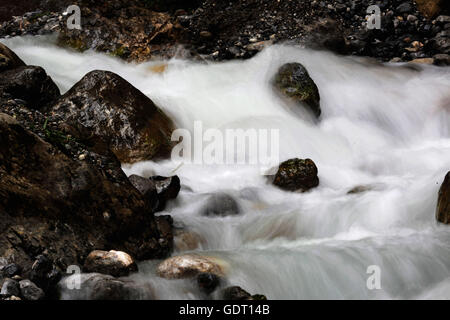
left=3, top=35, right=450, bottom=300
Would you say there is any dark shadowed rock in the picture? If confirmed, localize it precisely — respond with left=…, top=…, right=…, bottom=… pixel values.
left=128, top=174, right=159, bottom=211
left=0, top=42, right=25, bottom=72
left=150, top=175, right=181, bottom=210
left=437, top=172, right=449, bottom=224
left=1, top=278, right=20, bottom=297
left=201, top=193, right=240, bottom=217
left=197, top=272, right=221, bottom=294
left=273, top=63, right=321, bottom=118
left=83, top=250, right=138, bottom=277
left=19, top=280, right=45, bottom=300
left=273, top=158, right=319, bottom=192
left=222, top=286, right=267, bottom=300
left=29, top=255, right=61, bottom=294
left=2, top=264, right=22, bottom=278
left=45, top=70, right=175, bottom=163
left=0, top=66, right=60, bottom=109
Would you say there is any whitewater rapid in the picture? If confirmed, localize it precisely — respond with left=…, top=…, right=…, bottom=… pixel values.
left=3, top=35, right=450, bottom=299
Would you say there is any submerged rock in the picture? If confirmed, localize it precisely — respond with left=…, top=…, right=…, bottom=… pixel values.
left=272, top=158, right=319, bottom=192
left=273, top=63, right=321, bottom=118
left=437, top=172, right=449, bottom=224
left=83, top=250, right=138, bottom=277
left=173, top=229, right=203, bottom=252
left=201, top=193, right=241, bottom=217
left=0, top=42, right=25, bottom=72
left=59, top=273, right=154, bottom=300
left=46, top=70, right=175, bottom=163
left=157, top=254, right=227, bottom=279
left=0, top=65, right=60, bottom=110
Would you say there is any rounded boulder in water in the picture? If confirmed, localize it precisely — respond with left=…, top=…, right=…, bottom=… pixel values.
left=273, top=158, right=319, bottom=192
left=201, top=193, right=241, bottom=217
left=83, top=250, right=138, bottom=277
left=273, top=62, right=321, bottom=118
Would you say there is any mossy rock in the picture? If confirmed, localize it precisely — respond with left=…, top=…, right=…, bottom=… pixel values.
left=273, top=62, right=321, bottom=118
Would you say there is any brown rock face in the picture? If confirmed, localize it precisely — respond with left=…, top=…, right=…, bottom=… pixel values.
left=436, top=172, right=450, bottom=224
left=415, top=0, right=446, bottom=18
left=273, top=158, right=319, bottom=192
left=0, top=113, right=172, bottom=275
left=0, top=42, right=25, bottom=71
left=46, top=70, right=175, bottom=164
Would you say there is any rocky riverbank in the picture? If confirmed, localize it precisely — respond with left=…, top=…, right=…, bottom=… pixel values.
left=0, top=0, right=449, bottom=64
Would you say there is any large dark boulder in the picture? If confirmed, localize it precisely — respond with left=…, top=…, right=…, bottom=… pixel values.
left=272, top=158, right=319, bottom=192
left=437, top=172, right=449, bottom=224
left=0, top=113, right=172, bottom=277
left=272, top=63, right=321, bottom=118
left=45, top=70, right=175, bottom=163
left=0, top=42, right=25, bottom=72
left=0, top=65, right=60, bottom=109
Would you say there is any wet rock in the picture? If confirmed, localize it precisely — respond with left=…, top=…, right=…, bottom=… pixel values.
left=83, top=250, right=138, bottom=277
left=273, top=63, right=321, bottom=118
left=221, top=286, right=266, bottom=300
left=59, top=273, right=154, bottom=300
left=2, top=264, right=22, bottom=278
left=436, top=172, right=449, bottom=224
left=19, top=280, right=45, bottom=300
left=0, top=65, right=60, bottom=110
left=46, top=70, right=175, bottom=163
left=0, top=42, right=25, bottom=72
left=273, top=158, right=319, bottom=192
left=201, top=193, right=240, bottom=217
left=197, top=272, right=221, bottom=294
left=150, top=175, right=181, bottom=211
left=1, top=278, right=20, bottom=297
left=157, top=254, right=226, bottom=279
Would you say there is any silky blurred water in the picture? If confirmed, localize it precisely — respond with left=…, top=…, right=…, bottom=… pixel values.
left=3, top=35, right=450, bottom=299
